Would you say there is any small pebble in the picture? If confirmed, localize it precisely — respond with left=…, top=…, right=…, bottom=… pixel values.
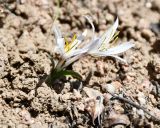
left=105, top=84, right=115, bottom=94
left=137, top=109, right=144, bottom=117
left=137, top=92, right=146, bottom=105
left=146, top=2, right=152, bottom=8
left=112, top=125, right=125, bottom=128
left=141, top=29, right=154, bottom=40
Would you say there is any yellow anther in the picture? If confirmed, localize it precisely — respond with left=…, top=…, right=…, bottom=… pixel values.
left=110, top=36, right=119, bottom=48
left=111, top=31, right=119, bottom=42
left=64, top=37, right=70, bottom=52
left=109, top=31, right=119, bottom=48
left=99, top=30, right=120, bottom=51
left=64, top=34, right=77, bottom=52
left=71, top=34, right=77, bottom=44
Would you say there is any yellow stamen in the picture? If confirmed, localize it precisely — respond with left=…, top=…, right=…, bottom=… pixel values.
left=99, top=38, right=106, bottom=51
left=64, top=37, right=70, bottom=52
left=110, top=36, right=119, bottom=48
left=64, top=34, right=77, bottom=52
left=111, top=31, right=119, bottom=42
left=99, top=30, right=120, bottom=51
left=109, top=31, right=119, bottom=48
left=99, top=28, right=115, bottom=51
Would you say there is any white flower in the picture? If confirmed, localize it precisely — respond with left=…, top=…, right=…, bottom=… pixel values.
left=86, top=17, right=135, bottom=63
left=53, top=16, right=134, bottom=70
left=53, top=26, right=89, bottom=69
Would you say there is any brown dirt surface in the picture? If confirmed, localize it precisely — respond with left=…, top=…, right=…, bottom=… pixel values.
left=0, top=0, right=160, bottom=127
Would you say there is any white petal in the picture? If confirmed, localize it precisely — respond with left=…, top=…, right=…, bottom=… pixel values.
left=66, top=16, right=96, bottom=58
left=56, top=38, right=65, bottom=55
left=82, top=29, right=87, bottom=37
left=88, top=51, right=106, bottom=57
left=84, top=15, right=95, bottom=41
left=88, top=51, right=127, bottom=63
left=103, top=42, right=134, bottom=55
left=53, top=26, right=65, bottom=55
left=70, top=29, right=87, bottom=50
left=62, top=54, right=83, bottom=68
left=65, top=48, right=87, bottom=59
left=98, top=18, right=119, bottom=49
left=85, top=38, right=99, bottom=53
left=53, top=26, right=62, bottom=39
left=70, top=16, right=95, bottom=51
left=107, top=55, right=127, bottom=63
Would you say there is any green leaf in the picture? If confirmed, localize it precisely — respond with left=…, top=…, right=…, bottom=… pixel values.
left=53, top=69, right=82, bottom=80
left=60, top=70, right=82, bottom=80
left=45, top=68, right=82, bottom=86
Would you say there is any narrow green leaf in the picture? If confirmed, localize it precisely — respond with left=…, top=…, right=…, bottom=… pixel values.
left=53, top=69, right=82, bottom=80
left=61, top=70, right=82, bottom=80
left=45, top=68, right=82, bottom=86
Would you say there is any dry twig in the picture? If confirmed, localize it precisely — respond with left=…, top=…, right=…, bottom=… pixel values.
left=108, top=92, right=160, bottom=122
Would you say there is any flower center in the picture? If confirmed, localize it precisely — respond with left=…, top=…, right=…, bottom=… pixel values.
left=64, top=34, right=77, bottom=52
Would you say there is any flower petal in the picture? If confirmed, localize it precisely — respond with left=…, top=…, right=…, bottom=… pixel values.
left=62, top=54, right=83, bottom=68
left=56, top=38, right=65, bottom=55
left=53, top=26, right=62, bottom=38
left=103, top=42, right=134, bottom=55
left=99, top=18, right=119, bottom=49
left=86, top=38, right=100, bottom=54
left=53, top=26, right=65, bottom=55
left=84, top=15, right=95, bottom=41
left=107, top=55, right=127, bottom=63
left=64, top=48, right=87, bottom=59
left=70, top=15, right=95, bottom=52
left=70, top=29, right=88, bottom=50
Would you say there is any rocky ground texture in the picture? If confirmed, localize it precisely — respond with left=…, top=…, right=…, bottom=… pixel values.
left=0, top=0, right=160, bottom=127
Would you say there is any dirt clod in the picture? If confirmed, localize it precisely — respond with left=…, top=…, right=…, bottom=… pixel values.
left=0, top=0, right=160, bottom=127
